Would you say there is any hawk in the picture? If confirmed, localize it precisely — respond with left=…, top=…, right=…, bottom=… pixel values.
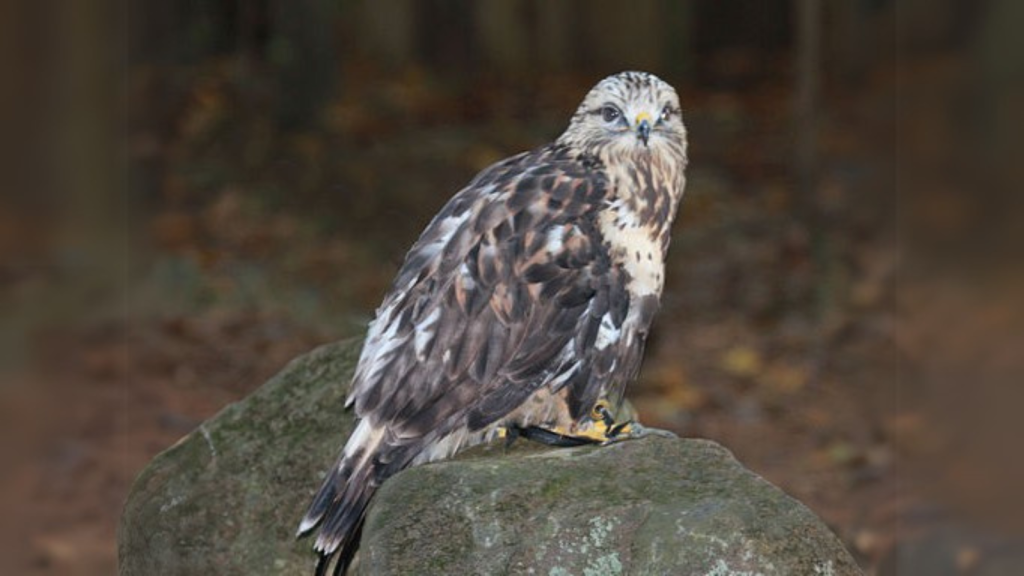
left=298, top=71, right=688, bottom=575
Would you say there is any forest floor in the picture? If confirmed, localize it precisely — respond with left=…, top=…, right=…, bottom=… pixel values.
left=3, top=55, right=1020, bottom=575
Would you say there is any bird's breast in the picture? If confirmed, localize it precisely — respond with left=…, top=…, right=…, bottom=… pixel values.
left=597, top=207, right=666, bottom=298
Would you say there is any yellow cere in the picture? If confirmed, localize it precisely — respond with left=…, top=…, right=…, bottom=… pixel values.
left=634, top=112, right=652, bottom=125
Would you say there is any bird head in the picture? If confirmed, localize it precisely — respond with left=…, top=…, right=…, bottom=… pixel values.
left=559, top=71, right=688, bottom=165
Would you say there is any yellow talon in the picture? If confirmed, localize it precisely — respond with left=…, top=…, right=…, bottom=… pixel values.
left=502, top=400, right=671, bottom=447
left=560, top=400, right=628, bottom=442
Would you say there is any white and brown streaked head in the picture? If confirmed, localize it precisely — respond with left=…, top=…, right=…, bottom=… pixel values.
left=558, top=71, right=688, bottom=168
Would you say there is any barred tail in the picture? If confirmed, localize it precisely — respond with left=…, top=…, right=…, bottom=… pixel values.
left=304, top=464, right=377, bottom=576
left=298, top=419, right=387, bottom=576
left=298, top=418, right=432, bottom=574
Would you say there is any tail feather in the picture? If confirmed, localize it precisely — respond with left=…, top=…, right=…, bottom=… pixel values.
left=313, top=553, right=331, bottom=576
left=312, top=517, right=364, bottom=576
left=314, top=464, right=378, bottom=553
left=297, top=455, right=377, bottom=574
left=299, top=419, right=402, bottom=575
left=297, top=464, right=343, bottom=536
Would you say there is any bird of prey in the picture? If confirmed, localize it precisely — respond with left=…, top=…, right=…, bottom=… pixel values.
left=298, top=70, right=688, bottom=575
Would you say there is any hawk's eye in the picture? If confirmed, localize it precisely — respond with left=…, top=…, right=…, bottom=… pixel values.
left=659, top=105, right=674, bottom=123
left=600, top=105, right=622, bottom=124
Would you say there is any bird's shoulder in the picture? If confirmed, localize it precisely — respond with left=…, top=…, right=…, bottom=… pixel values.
left=389, top=144, right=612, bottom=290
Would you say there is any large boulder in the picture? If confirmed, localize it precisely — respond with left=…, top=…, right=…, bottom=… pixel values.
left=362, top=439, right=861, bottom=575
left=119, top=339, right=862, bottom=575
left=118, top=339, right=360, bottom=576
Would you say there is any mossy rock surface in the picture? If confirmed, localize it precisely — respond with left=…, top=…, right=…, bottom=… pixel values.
left=362, top=438, right=861, bottom=575
left=119, top=339, right=862, bottom=575
left=118, top=339, right=360, bottom=575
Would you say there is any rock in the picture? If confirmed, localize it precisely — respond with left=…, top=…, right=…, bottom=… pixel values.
left=119, top=339, right=862, bottom=575
left=118, top=340, right=361, bottom=576
left=362, top=439, right=862, bottom=575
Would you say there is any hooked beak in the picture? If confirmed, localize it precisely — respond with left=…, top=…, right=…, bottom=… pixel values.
left=635, top=113, right=651, bottom=146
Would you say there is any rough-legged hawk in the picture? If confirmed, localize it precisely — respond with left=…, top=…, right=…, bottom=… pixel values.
left=298, top=70, right=689, bottom=575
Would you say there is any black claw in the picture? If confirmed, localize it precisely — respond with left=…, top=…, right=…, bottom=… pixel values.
left=516, top=426, right=600, bottom=447
left=608, top=421, right=632, bottom=438
left=503, top=426, right=521, bottom=448
left=597, top=405, right=616, bottom=428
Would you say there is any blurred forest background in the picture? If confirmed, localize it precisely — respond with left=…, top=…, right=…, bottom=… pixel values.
left=1, top=0, right=1023, bottom=574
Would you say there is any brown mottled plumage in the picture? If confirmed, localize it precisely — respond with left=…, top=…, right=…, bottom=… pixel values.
left=298, top=71, right=688, bottom=574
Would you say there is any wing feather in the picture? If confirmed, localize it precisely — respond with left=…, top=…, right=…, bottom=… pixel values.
left=348, top=145, right=648, bottom=437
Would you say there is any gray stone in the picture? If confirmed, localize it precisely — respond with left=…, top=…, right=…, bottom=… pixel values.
left=118, top=340, right=360, bottom=576
left=362, top=439, right=862, bottom=576
left=119, top=339, right=862, bottom=575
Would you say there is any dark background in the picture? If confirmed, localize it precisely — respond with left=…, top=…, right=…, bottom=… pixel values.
left=2, top=1, right=1022, bottom=574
